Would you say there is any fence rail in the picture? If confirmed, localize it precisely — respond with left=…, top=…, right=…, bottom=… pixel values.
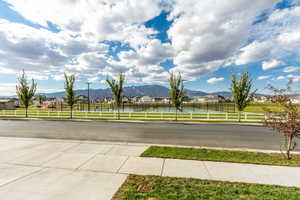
left=0, top=110, right=267, bottom=122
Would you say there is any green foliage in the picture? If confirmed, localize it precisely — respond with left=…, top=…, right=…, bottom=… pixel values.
left=141, top=146, right=300, bottom=167
left=231, top=72, right=256, bottom=121
left=106, top=73, right=125, bottom=119
left=64, top=73, right=77, bottom=118
left=114, top=175, right=300, bottom=200
left=169, top=72, right=185, bottom=120
left=16, top=70, right=37, bottom=117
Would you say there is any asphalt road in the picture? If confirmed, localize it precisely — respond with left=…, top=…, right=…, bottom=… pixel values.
left=0, top=119, right=298, bottom=151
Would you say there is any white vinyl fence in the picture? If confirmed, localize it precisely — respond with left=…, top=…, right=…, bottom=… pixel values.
left=0, top=110, right=268, bottom=122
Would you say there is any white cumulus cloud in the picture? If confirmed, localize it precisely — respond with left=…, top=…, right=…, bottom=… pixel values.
left=283, top=66, right=300, bottom=73
left=207, top=77, right=225, bottom=84
left=262, top=59, right=283, bottom=71
left=1, top=0, right=300, bottom=89
left=276, top=76, right=285, bottom=80
left=257, top=75, right=271, bottom=80
left=287, top=74, right=300, bottom=82
left=168, top=0, right=278, bottom=78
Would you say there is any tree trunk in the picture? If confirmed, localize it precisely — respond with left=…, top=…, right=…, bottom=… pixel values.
left=238, top=111, right=241, bottom=122
left=70, top=106, right=73, bottom=119
left=287, top=135, right=293, bottom=160
left=25, top=106, right=28, bottom=118
left=118, top=107, right=120, bottom=120
left=175, top=108, right=178, bottom=121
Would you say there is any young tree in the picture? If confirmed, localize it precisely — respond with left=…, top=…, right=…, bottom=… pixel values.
left=264, top=81, right=300, bottom=160
left=64, top=73, right=77, bottom=119
left=169, top=72, right=185, bottom=121
left=106, top=73, right=125, bottom=120
left=34, top=94, right=47, bottom=107
left=231, top=72, right=256, bottom=122
left=16, top=70, right=37, bottom=118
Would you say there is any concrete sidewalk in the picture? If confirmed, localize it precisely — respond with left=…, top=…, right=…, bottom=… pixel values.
left=0, top=137, right=299, bottom=200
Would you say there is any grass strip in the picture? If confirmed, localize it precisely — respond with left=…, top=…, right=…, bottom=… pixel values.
left=113, top=175, right=300, bottom=200
left=141, top=146, right=300, bottom=167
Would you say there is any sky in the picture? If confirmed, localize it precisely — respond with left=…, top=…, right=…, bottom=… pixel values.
left=0, top=0, right=300, bottom=96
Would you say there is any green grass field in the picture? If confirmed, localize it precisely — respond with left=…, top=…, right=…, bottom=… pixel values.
left=113, top=175, right=300, bottom=200
left=141, top=146, right=300, bottom=167
left=245, top=103, right=300, bottom=113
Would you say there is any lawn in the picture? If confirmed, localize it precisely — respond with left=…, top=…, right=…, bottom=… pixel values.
left=245, top=103, right=300, bottom=113
left=113, top=175, right=300, bottom=200
left=141, top=146, right=300, bottom=167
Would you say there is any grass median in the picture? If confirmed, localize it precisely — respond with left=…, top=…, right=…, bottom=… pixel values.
left=141, top=146, right=300, bottom=167
left=113, top=175, right=300, bottom=200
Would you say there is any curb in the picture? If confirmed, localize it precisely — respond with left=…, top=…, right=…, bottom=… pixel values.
left=1, top=136, right=299, bottom=154
left=0, top=117, right=263, bottom=126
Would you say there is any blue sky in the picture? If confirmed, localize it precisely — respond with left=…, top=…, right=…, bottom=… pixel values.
left=0, top=0, right=299, bottom=96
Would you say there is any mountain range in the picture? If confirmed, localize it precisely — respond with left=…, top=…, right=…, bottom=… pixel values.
left=40, top=85, right=232, bottom=99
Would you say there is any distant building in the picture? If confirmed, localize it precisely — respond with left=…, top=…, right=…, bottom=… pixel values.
left=77, top=95, right=89, bottom=104
left=192, top=95, right=225, bottom=103
left=291, top=96, right=300, bottom=104
left=138, top=96, right=153, bottom=104
left=32, top=100, right=41, bottom=106
left=103, top=97, right=113, bottom=104
left=183, top=96, right=193, bottom=104
left=253, top=96, right=270, bottom=103
left=122, top=96, right=130, bottom=103
left=131, top=96, right=140, bottom=103
left=152, top=97, right=170, bottom=103
left=42, top=98, right=64, bottom=109
left=162, top=97, right=170, bottom=104
left=130, top=96, right=170, bottom=104
left=0, top=99, right=16, bottom=110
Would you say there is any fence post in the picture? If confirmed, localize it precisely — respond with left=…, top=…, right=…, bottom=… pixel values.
left=244, top=113, right=247, bottom=120
left=226, top=112, right=228, bottom=120
left=161, top=112, right=163, bottom=120
left=190, top=113, right=192, bottom=119
left=207, top=112, right=210, bottom=120
left=129, top=112, right=131, bottom=119
left=145, top=112, right=147, bottom=119
left=48, top=111, right=50, bottom=117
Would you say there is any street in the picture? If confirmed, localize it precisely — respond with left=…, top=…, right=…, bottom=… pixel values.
left=0, top=119, right=298, bottom=151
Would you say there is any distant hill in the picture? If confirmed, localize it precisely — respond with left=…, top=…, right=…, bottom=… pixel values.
left=40, top=85, right=231, bottom=98
left=1, top=84, right=267, bottom=99
left=210, top=91, right=232, bottom=97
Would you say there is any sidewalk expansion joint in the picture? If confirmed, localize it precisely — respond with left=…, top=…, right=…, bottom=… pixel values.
left=160, top=159, right=166, bottom=176
left=116, top=156, right=130, bottom=173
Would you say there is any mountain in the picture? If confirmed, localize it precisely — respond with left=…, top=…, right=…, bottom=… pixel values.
left=3, top=85, right=267, bottom=99
left=41, top=85, right=232, bottom=99
left=185, top=89, right=208, bottom=97
left=210, top=91, right=232, bottom=97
